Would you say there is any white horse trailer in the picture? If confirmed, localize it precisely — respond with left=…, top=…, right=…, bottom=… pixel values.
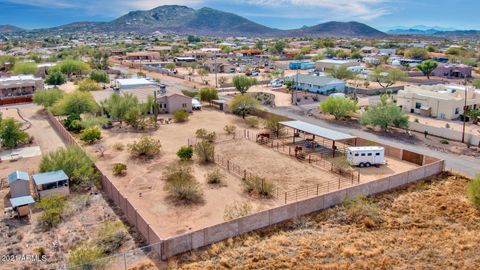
left=347, top=146, right=385, bottom=167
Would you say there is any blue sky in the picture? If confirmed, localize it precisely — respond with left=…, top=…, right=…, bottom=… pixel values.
left=0, top=0, right=478, bottom=31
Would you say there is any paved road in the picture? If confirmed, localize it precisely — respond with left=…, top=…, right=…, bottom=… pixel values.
left=268, top=106, right=480, bottom=178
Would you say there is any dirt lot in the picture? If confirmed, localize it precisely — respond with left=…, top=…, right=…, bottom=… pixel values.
left=171, top=173, right=480, bottom=269
left=0, top=105, right=66, bottom=183
left=84, top=109, right=280, bottom=238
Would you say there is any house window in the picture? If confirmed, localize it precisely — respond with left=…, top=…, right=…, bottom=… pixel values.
left=354, top=153, right=359, bottom=157
left=367, top=153, right=372, bottom=156
left=375, top=153, right=381, bottom=156
left=182, top=103, right=187, bottom=108
left=415, top=102, right=422, bottom=109
left=455, top=108, right=460, bottom=114
left=361, top=153, right=366, bottom=156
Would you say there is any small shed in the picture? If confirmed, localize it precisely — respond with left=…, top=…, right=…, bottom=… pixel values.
left=9, top=195, right=35, bottom=217
left=7, top=171, right=30, bottom=198
left=33, top=170, right=70, bottom=198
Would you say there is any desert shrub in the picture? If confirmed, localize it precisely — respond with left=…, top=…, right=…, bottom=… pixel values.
left=36, top=195, right=68, bottom=228
left=79, top=127, right=101, bottom=144
left=113, top=142, right=124, bottom=151
left=0, top=117, right=30, bottom=148
left=195, top=128, right=216, bottom=142
left=128, top=137, right=161, bottom=159
left=63, top=113, right=83, bottom=132
left=67, top=244, right=106, bottom=269
left=96, top=221, right=128, bottom=254
left=223, top=201, right=253, bottom=221
left=223, top=125, right=237, bottom=135
left=181, top=90, right=199, bottom=98
left=112, top=163, right=127, bottom=176
left=173, top=109, right=189, bottom=122
left=243, top=175, right=274, bottom=197
left=34, top=246, right=46, bottom=257
left=206, top=168, right=224, bottom=184
left=467, top=175, right=480, bottom=209
left=445, top=123, right=450, bottom=128
left=177, top=146, right=193, bottom=161
left=244, top=116, right=259, bottom=128
left=195, top=128, right=208, bottom=138
left=39, top=146, right=96, bottom=188
left=164, top=162, right=203, bottom=203
left=194, top=140, right=214, bottom=163
left=414, top=118, right=419, bottom=123
left=264, top=114, right=287, bottom=137
left=342, top=195, right=383, bottom=228
left=328, top=156, right=354, bottom=175
left=440, top=139, right=449, bottom=145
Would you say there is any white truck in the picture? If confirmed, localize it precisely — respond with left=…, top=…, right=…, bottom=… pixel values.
left=346, top=146, right=385, bottom=167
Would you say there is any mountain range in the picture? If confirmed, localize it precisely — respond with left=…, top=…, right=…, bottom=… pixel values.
left=0, top=5, right=387, bottom=38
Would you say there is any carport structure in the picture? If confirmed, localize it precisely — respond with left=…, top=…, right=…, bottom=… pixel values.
left=279, top=120, right=357, bottom=157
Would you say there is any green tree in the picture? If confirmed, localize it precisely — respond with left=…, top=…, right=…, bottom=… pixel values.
left=295, top=53, right=305, bottom=60
left=50, top=59, right=90, bottom=78
left=102, top=93, right=139, bottom=125
left=198, top=87, right=218, bottom=104
left=33, top=88, right=64, bottom=108
left=254, top=40, right=264, bottom=50
left=232, top=75, right=257, bottom=95
left=335, top=50, right=350, bottom=59
left=12, top=62, right=38, bottom=75
left=360, top=95, right=409, bottom=130
left=405, top=48, right=429, bottom=60
left=327, top=66, right=354, bottom=80
left=78, top=79, right=101, bottom=92
left=0, top=118, right=30, bottom=148
left=89, top=70, right=109, bottom=83
left=467, top=109, right=480, bottom=124
left=269, top=40, right=286, bottom=54
left=416, top=60, right=438, bottom=79
left=320, top=96, right=357, bottom=120
left=264, top=115, right=287, bottom=138
left=45, top=71, right=67, bottom=86
left=229, top=94, right=259, bottom=119
left=165, top=63, right=176, bottom=70
left=197, top=68, right=209, bottom=84
left=369, top=67, right=407, bottom=89
left=173, top=109, right=189, bottom=122
left=39, top=146, right=97, bottom=188
left=52, top=91, right=99, bottom=116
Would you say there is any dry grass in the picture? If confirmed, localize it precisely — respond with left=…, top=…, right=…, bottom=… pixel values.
left=170, top=173, right=480, bottom=269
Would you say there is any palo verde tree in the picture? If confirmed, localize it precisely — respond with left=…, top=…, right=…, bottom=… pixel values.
left=0, top=118, right=30, bottom=149
left=45, top=71, right=67, bottom=86
left=320, top=96, right=357, bottom=120
left=369, top=67, right=407, bottom=89
left=233, top=75, right=257, bottom=95
left=360, top=94, right=409, bottom=131
left=327, top=66, right=355, bottom=80
left=416, top=60, right=438, bottom=79
left=89, top=70, right=109, bottom=83
left=198, top=87, right=218, bottom=105
left=228, top=94, right=259, bottom=119
left=12, top=62, right=38, bottom=75
left=33, top=88, right=64, bottom=108
left=52, top=91, right=99, bottom=116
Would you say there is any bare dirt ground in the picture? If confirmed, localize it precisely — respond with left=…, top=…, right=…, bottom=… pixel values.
left=409, top=113, right=480, bottom=135
left=171, top=172, right=480, bottom=269
left=84, top=109, right=280, bottom=238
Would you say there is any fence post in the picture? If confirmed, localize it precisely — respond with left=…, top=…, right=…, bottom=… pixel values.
left=284, top=192, right=287, bottom=204
left=123, top=253, right=127, bottom=270
left=338, top=177, right=341, bottom=189
left=276, top=142, right=279, bottom=151
left=227, top=160, right=230, bottom=171
left=244, top=169, right=246, bottom=180
left=328, top=182, right=330, bottom=192
left=295, top=189, right=298, bottom=201
left=308, top=155, right=311, bottom=163
left=289, top=147, right=291, bottom=156
left=316, top=184, right=319, bottom=195
left=358, top=171, right=360, bottom=183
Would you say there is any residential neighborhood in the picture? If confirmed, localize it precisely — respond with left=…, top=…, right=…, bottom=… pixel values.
left=0, top=2, right=479, bottom=270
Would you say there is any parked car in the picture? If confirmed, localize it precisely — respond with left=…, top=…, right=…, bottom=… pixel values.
left=346, top=146, right=385, bottom=167
left=192, top=98, right=202, bottom=110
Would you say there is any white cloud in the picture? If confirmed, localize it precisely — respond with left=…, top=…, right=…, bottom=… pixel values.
left=2, top=0, right=391, bottom=21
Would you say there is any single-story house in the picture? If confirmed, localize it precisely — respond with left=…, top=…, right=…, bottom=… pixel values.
left=91, top=86, right=193, bottom=114
left=288, top=74, right=346, bottom=94
left=289, top=62, right=316, bottom=70
left=125, top=52, right=160, bottom=61
left=33, top=170, right=70, bottom=198
left=360, top=46, right=379, bottom=55
left=432, top=63, right=472, bottom=79
left=8, top=171, right=30, bottom=198
left=114, top=78, right=157, bottom=90
left=202, top=59, right=236, bottom=73
left=0, top=75, right=44, bottom=105
left=9, top=195, right=35, bottom=217
left=315, top=59, right=358, bottom=72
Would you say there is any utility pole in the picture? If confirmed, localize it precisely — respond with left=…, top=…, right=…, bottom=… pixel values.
left=294, top=67, right=299, bottom=105
left=462, top=74, right=468, bottom=143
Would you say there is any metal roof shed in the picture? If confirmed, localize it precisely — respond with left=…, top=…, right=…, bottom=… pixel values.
left=8, top=171, right=29, bottom=184
left=33, top=170, right=69, bottom=186
left=279, top=120, right=357, bottom=157
left=10, top=195, right=35, bottom=208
